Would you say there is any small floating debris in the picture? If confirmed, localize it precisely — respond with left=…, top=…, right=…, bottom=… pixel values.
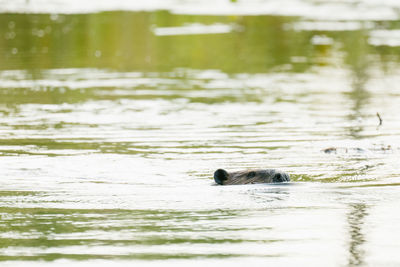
left=322, top=144, right=393, bottom=154
left=322, top=147, right=368, bottom=154
left=322, top=147, right=337, bottom=154
left=377, top=112, right=383, bottom=126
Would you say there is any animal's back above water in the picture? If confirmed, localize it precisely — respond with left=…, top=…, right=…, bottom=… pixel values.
left=214, top=168, right=290, bottom=185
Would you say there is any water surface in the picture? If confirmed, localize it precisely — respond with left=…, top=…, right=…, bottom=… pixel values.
left=1, top=1, right=400, bottom=266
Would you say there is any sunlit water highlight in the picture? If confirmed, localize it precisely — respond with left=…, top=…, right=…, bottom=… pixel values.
left=1, top=2, right=400, bottom=266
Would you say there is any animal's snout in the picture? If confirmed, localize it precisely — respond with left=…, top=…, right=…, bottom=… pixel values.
left=273, top=173, right=283, bottom=182
left=273, top=172, right=289, bottom=183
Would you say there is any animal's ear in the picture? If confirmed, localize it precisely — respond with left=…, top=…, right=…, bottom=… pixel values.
left=247, top=171, right=256, bottom=178
left=214, top=169, right=229, bottom=185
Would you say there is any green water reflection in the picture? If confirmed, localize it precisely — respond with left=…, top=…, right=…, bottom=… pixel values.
left=1, top=11, right=399, bottom=110
left=346, top=203, right=368, bottom=267
left=1, top=9, right=400, bottom=264
left=2, top=11, right=399, bottom=74
left=0, top=206, right=269, bottom=260
left=1, top=12, right=300, bottom=72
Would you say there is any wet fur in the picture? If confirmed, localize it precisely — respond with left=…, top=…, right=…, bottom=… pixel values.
left=214, top=169, right=290, bottom=185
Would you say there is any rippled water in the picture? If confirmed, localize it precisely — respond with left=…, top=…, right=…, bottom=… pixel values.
left=1, top=1, right=400, bottom=266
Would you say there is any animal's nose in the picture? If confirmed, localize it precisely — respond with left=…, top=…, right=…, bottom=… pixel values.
left=273, top=173, right=282, bottom=182
left=273, top=172, right=289, bottom=182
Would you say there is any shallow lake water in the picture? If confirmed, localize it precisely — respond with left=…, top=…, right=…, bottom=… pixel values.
left=1, top=1, right=400, bottom=266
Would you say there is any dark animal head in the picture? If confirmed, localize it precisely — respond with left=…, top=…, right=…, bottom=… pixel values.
left=214, top=169, right=229, bottom=185
left=214, top=168, right=290, bottom=185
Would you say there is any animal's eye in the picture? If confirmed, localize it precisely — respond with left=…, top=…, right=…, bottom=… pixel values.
left=247, top=171, right=256, bottom=178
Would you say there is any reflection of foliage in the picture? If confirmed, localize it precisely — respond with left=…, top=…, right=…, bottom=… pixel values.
left=342, top=29, right=370, bottom=90
left=1, top=11, right=400, bottom=74
left=0, top=206, right=249, bottom=260
left=341, top=29, right=371, bottom=138
left=0, top=12, right=309, bottom=73
left=347, top=203, right=368, bottom=267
